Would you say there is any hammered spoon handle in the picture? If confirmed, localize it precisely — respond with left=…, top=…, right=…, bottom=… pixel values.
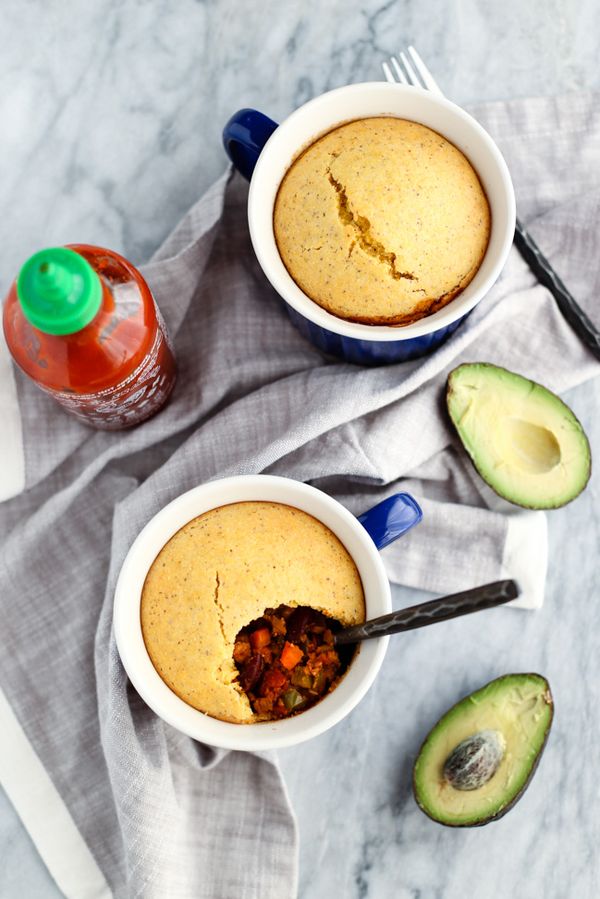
left=334, top=579, right=519, bottom=645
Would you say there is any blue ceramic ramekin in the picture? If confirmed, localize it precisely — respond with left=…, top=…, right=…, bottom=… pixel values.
left=223, top=83, right=515, bottom=366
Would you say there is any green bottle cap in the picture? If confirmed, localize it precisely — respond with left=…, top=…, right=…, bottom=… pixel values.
left=16, top=247, right=102, bottom=335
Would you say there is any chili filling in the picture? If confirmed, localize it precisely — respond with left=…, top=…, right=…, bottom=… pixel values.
left=233, top=605, right=355, bottom=719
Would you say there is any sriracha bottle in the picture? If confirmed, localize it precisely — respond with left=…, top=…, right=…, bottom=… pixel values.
left=3, top=244, right=177, bottom=430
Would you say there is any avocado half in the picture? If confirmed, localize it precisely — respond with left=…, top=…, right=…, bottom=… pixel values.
left=413, top=673, right=553, bottom=827
left=446, top=363, right=591, bottom=509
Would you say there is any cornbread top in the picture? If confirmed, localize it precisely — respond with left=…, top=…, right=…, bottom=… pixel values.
left=141, top=501, right=365, bottom=723
left=273, top=116, right=491, bottom=325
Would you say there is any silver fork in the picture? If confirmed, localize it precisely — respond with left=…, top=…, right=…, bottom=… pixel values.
left=382, top=47, right=600, bottom=360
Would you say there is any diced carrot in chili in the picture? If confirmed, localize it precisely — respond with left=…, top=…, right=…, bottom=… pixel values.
left=280, top=641, right=304, bottom=670
left=249, top=627, right=271, bottom=650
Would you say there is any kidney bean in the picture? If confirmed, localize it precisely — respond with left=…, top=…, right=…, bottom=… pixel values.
left=240, top=653, right=264, bottom=692
left=286, top=607, right=321, bottom=642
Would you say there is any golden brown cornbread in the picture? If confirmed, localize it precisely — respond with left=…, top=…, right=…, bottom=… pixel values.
left=273, top=116, right=491, bottom=325
left=140, top=501, right=365, bottom=723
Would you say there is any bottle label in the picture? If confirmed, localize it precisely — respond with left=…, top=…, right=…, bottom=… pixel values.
left=45, top=323, right=176, bottom=429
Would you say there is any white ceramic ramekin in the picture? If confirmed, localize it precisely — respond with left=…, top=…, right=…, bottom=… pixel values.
left=223, top=82, right=516, bottom=364
left=113, top=475, right=421, bottom=750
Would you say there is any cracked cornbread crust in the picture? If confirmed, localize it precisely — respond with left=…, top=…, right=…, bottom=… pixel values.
left=140, top=502, right=365, bottom=723
left=273, top=117, right=491, bottom=325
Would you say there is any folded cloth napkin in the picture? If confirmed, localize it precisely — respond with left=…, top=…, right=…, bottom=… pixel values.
left=0, top=91, right=599, bottom=899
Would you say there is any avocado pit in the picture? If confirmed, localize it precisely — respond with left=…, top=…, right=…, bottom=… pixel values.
left=443, top=729, right=506, bottom=791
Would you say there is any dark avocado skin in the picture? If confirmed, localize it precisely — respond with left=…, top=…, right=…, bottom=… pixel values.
left=412, top=673, right=554, bottom=827
left=446, top=362, right=592, bottom=510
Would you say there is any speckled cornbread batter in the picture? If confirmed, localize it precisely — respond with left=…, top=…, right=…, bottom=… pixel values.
left=274, top=117, right=491, bottom=325
left=141, top=501, right=365, bottom=723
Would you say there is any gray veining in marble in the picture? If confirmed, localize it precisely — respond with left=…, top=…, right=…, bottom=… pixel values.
left=2, top=1, right=600, bottom=897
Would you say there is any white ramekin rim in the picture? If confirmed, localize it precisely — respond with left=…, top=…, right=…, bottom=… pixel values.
left=113, top=475, right=391, bottom=750
left=248, top=81, right=516, bottom=342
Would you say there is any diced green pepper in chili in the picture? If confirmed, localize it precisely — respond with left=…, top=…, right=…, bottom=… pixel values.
left=283, top=688, right=306, bottom=711
left=311, top=669, right=329, bottom=694
left=291, top=667, right=313, bottom=689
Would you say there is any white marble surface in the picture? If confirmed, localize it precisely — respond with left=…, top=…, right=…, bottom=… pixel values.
left=2, top=1, right=600, bottom=897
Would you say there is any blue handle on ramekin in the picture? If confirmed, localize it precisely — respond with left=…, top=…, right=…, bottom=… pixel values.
left=222, top=109, right=279, bottom=181
left=358, top=494, right=422, bottom=550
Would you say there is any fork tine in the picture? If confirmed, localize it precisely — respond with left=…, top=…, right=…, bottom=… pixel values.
left=390, top=56, right=408, bottom=85
left=399, top=50, right=424, bottom=89
left=382, top=61, right=395, bottom=83
left=382, top=47, right=444, bottom=96
left=407, top=45, right=445, bottom=96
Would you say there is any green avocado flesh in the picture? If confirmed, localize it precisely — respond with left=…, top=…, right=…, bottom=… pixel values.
left=413, top=673, right=553, bottom=827
left=447, top=363, right=591, bottom=509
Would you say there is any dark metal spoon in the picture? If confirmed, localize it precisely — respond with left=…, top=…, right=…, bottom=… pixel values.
left=334, top=579, right=519, bottom=645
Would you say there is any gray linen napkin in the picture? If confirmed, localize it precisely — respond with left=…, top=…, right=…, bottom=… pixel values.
left=0, top=92, right=599, bottom=898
